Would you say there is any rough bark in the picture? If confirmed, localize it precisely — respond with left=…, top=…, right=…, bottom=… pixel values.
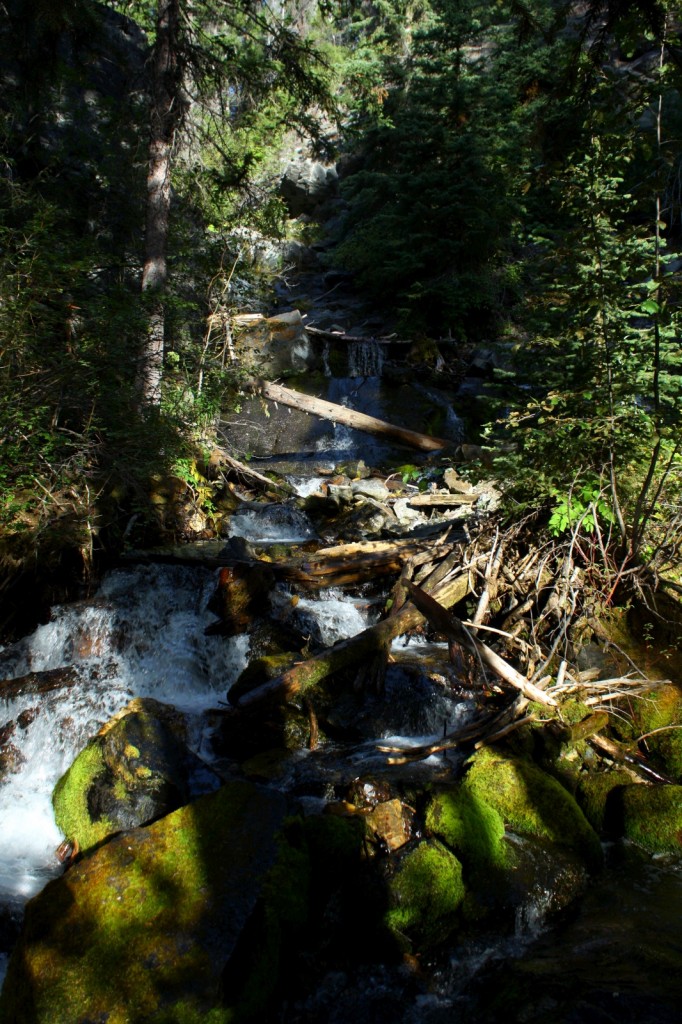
left=139, top=0, right=182, bottom=405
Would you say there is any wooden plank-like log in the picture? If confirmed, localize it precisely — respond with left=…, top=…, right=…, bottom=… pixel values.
left=259, top=381, right=450, bottom=452
left=406, top=493, right=478, bottom=507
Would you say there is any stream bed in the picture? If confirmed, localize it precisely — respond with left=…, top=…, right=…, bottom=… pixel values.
left=1, top=322, right=681, bottom=1017
left=2, top=540, right=682, bottom=1018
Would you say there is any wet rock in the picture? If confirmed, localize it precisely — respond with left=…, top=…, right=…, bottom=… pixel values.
left=466, top=852, right=682, bottom=1024
left=0, top=720, right=25, bottom=779
left=207, top=563, right=274, bottom=633
left=52, top=698, right=221, bottom=853
left=365, top=798, right=413, bottom=852
left=385, top=839, right=465, bottom=951
left=1, top=782, right=299, bottom=1023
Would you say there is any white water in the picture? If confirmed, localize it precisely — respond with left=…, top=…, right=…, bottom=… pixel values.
left=227, top=504, right=318, bottom=543
left=0, top=564, right=249, bottom=907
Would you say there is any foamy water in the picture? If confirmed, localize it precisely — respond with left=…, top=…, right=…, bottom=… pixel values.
left=0, top=565, right=249, bottom=905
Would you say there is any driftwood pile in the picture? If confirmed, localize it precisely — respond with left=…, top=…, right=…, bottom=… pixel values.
left=211, top=499, right=671, bottom=764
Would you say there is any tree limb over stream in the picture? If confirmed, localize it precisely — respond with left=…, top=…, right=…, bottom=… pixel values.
left=258, top=381, right=450, bottom=452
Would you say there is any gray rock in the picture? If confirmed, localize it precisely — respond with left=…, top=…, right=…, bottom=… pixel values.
left=352, top=478, right=390, bottom=502
left=280, top=160, right=339, bottom=217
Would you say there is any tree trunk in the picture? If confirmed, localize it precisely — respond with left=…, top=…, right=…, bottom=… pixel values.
left=139, top=0, right=182, bottom=405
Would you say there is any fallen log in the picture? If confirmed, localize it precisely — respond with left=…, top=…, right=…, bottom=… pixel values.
left=406, top=493, right=479, bottom=507
left=305, top=324, right=397, bottom=345
left=214, top=449, right=294, bottom=496
left=405, top=582, right=557, bottom=707
left=231, top=568, right=475, bottom=707
left=259, top=381, right=450, bottom=452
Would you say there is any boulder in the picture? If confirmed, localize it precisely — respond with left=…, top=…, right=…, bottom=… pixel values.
left=1, top=782, right=297, bottom=1024
left=280, top=160, right=339, bottom=217
left=426, top=746, right=603, bottom=911
left=234, top=309, right=319, bottom=377
left=614, top=683, right=682, bottom=782
left=616, top=783, right=682, bottom=855
left=385, top=839, right=465, bottom=950
left=52, top=698, right=221, bottom=854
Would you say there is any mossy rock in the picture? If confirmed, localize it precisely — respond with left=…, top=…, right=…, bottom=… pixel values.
left=426, top=784, right=587, bottom=919
left=1, top=781, right=297, bottom=1024
left=427, top=785, right=509, bottom=873
left=52, top=700, right=220, bottom=854
left=575, top=768, right=634, bottom=834
left=230, top=652, right=300, bottom=704
left=617, top=783, right=682, bottom=855
left=51, top=739, right=115, bottom=853
left=448, top=747, right=602, bottom=871
left=617, top=685, right=682, bottom=782
left=385, top=839, right=465, bottom=950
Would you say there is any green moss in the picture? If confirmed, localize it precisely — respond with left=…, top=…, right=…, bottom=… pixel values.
left=628, top=687, right=682, bottom=782
left=559, top=698, right=593, bottom=726
left=2, top=782, right=289, bottom=1023
left=385, top=839, right=465, bottom=949
left=576, top=769, right=633, bottom=833
left=52, top=739, right=116, bottom=853
left=619, top=784, right=682, bottom=855
left=426, top=786, right=509, bottom=871
left=463, top=747, right=603, bottom=870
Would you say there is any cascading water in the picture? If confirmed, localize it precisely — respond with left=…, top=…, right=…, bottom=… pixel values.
left=348, top=339, right=384, bottom=378
left=0, top=565, right=249, bottom=957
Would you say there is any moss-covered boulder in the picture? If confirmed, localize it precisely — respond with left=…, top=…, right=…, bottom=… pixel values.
left=385, top=839, right=465, bottom=950
left=463, top=747, right=603, bottom=869
left=426, top=777, right=590, bottom=920
left=616, top=783, right=682, bottom=855
left=0, top=781, right=300, bottom=1024
left=427, top=747, right=602, bottom=872
left=52, top=698, right=221, bottom=854
left=615, top=684, right=682, bottom=782
left=575, top=767, right=634, bottom=834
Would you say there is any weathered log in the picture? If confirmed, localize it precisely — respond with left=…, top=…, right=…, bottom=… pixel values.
left=231, top=570, right=474, bottom=707
left=406, top=492, right=479, bottom=507
left=405, top=582, right=557, bottom=707
left=259, top=381, right=450, bottom=452
left=305, top=324, right=407, bottom=345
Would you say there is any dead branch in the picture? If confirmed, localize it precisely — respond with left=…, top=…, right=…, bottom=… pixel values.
left=231, top=568, right=476, bottom=708
left=406, top=582, right=557, bottom=706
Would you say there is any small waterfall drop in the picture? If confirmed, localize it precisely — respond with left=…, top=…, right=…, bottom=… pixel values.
left=348, top=339, right=384, bottom=378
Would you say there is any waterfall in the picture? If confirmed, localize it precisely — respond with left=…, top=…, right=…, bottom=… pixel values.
left=348, top=339, right=384, bottom=377
left=0, top=565, right=249, bottom=911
